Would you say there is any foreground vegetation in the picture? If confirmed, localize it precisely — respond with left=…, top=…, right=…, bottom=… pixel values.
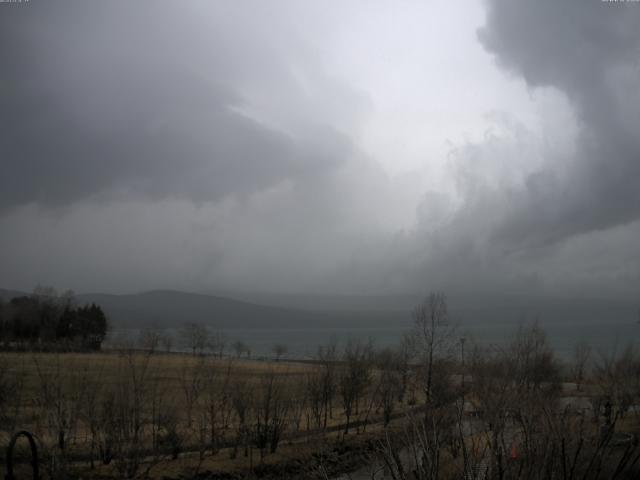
left=0, top=346, right=412, bottom=479
left=0, top=292, right=639, bottom=479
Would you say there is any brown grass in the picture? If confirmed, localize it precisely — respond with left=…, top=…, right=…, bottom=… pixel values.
left=0, top=350, right=407, bottom=479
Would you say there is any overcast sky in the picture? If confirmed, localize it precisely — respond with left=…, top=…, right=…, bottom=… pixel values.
left=1, top=0, right=639, bottom=298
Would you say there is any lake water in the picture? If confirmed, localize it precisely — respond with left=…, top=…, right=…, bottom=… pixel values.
left=109, top=317, right=640, bottom=361
left=221, top=320, right=639, bottom=360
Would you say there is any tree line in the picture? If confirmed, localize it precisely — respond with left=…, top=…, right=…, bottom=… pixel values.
left=0, top=286, right=108, bottom=350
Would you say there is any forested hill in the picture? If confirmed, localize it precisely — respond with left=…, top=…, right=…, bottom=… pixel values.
left=0, top=289, right=26, bottom=301
left=75, top=290, right=329, bottom=329
left=2, top=288, right=638, bottom=330
left=0, top=289, right=409, bottom=329
left=2, top=288, right=316, bottom=329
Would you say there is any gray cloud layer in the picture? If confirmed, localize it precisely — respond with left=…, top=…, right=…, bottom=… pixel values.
left=392, top=0, right=640, bottom=297
left=479, top=0, right=640, bottom=248
left=0, top=1, right=359, bottom=208
left=1, top=1, right=639, bottom=298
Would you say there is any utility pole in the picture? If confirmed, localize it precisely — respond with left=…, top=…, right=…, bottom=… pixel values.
left=460, top=337, right=466, bottom=400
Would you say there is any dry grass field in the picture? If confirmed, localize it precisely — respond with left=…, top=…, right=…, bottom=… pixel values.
left=0, top=349, right=413, bottom=479
left=2, top=322, right=640, bottom=479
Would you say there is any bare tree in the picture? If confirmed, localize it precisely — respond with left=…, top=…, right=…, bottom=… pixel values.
left=209, top=331, right=226, bottom=358
left=180, top=356, right=206, bottom=428
left=0, top=298, right=5, bottom=347
left=156, top=407, right=183, bottom=460
left=160, top=331, right=174, bottom=353
left=339, top=339, right=373, bottom=434
left=375, top=394, right=640, bottom=480
left=396, top=333, right=415, bottom=403
left=79, top=363, right=107, bottom=470
left=232, top=340, right=247, bottom=358
left=412, top=292, right=455, bottom=407
left=375, top=324, right=623, bottom=480
left=254, top=369, right=289, bottom=457
left=594, top=344, right=640, bottom=420
left=0, top=357, right=24, bottom=436
left=109, top=349, right=154, bottom=478
left=230, top=379, right=252, bottom=459
left=469, top=323, right=561, bottom=475
left=202, top=358, right=234, bottom=455
left=317, top=341, right=338, bottom=428
left=375, top=348, right=403, bottom=426
left=138, top=326, right=161, bottom=353
left=289, top=378, right=308, bottom=433
left=32, top=353, right=87, bottom=469
left=571, top=340, right=592, bottom=391
left=306, top=370, right=325, bottom=430
left=272, top=343, right=288, bottom=361
left=181, top=322, right=209, bottom=356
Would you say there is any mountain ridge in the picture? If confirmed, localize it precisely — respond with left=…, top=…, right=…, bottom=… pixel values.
left=2, top=288, right=638, bottom=330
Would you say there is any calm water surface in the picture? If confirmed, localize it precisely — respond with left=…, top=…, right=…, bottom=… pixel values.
left=109, top=318, right=640, bottom=361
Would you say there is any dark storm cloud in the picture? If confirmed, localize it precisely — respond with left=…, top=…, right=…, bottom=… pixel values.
left=478, top=0, right=640, bottom=248
left=3, top=0, right=638, bottom=298
left=0, top=1, right=352, bottom=209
